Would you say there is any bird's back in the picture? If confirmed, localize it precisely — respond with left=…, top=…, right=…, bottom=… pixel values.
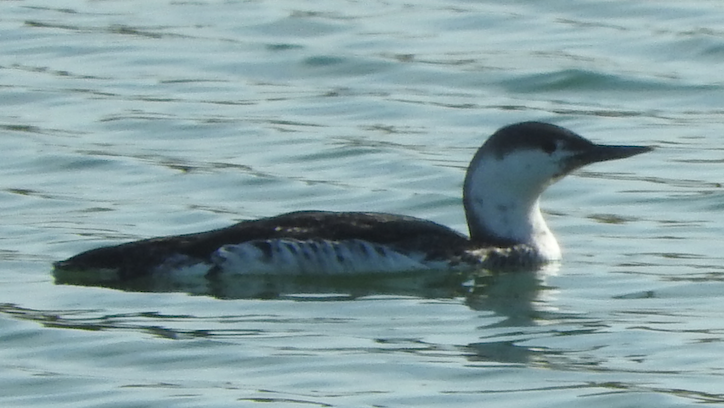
left=54, top=211, right=473, bottom=280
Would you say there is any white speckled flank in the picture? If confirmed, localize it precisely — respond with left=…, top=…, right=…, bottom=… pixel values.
left=211, top=239, right=438, bottom=275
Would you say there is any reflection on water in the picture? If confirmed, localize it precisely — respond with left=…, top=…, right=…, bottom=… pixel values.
left=53, top=261, right=556, bottom=308
left=7, top=267, right=562, bottom=367
left=4, top=266, right=631, bottom=387
left=21, top=266, right=562, bottom=351
left=54, top=267, right=468, bottom=299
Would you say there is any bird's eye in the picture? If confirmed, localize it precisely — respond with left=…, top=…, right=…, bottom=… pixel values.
left=541, top=141, right=557, bottom=154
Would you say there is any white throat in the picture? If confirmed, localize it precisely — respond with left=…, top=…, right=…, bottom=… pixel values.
left=463, top=151, right=563, bottom=261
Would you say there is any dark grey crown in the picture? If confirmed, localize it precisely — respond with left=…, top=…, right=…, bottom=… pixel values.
left=480, top=121, right=594, bottom=160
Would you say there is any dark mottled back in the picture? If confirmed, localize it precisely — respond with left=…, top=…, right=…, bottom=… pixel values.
left=54, top=211, right=473, bottom=280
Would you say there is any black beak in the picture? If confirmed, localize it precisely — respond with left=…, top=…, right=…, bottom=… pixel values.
left=568, top=144, right=653, bottom=171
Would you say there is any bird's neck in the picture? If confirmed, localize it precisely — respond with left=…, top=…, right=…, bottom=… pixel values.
left=463, top=160, right=561, bottom=261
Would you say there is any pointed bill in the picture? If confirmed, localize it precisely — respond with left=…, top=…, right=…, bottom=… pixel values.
left=566, top=144, right=653, bottom=171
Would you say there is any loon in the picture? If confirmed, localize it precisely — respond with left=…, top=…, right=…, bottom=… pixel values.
left=53, top=122, right=652, bottom=282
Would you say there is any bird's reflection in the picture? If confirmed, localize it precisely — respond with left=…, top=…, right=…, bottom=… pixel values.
left=461, top=264, right=604, bottom=367
left=52, top=264, right=589, bottom=367
left=55, top=262, right=555, bottom=306
left=55, top=262, right=560, bottom=324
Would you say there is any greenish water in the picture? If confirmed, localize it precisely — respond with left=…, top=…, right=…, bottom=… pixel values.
left=2, top=0, right=724, bottom=407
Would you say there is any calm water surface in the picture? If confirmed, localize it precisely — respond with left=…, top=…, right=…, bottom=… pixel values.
left=2, top=0, right=724, bottom=407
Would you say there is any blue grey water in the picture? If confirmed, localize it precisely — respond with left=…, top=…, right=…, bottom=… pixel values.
left=2, top=0, right=724, bottom=406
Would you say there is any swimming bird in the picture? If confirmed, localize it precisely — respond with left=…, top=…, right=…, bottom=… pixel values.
left=53, top=122, right=652, bottom=283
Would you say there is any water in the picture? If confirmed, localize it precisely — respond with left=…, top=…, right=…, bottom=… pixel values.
left=2, top=0, right=724, bottom=406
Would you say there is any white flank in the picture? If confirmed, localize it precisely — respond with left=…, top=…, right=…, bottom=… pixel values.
left=211, top=239, right=437, bottom=275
